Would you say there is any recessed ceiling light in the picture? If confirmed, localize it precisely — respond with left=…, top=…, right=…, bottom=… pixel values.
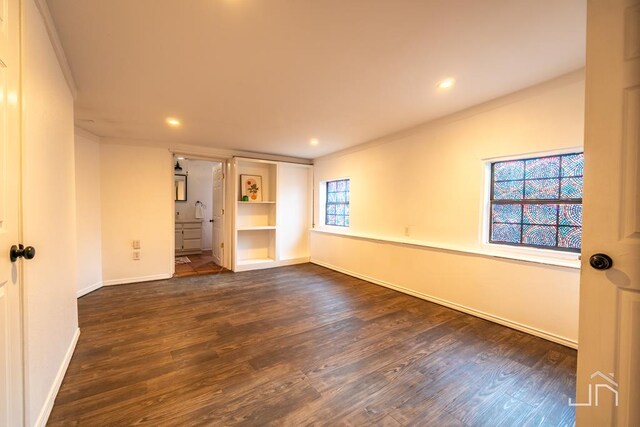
left=166, top=117, right=181, bottom=127
left=177, top=157, right=185, bottom=160
left=436, top=78, right=455, bottom=90
left=310, top=138, right=319, bottom=146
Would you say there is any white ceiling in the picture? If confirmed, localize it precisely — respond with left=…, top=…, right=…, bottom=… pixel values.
left=48, top=0, right=586, bottom=159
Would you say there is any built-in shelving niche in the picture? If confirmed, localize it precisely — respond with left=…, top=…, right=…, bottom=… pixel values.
left=232, top=158, right=312, bottom=272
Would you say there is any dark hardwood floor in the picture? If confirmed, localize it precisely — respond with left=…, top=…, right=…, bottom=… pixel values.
left=48, top=263, right=577, bottom=426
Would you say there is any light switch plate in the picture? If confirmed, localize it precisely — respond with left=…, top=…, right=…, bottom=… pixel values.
left=132, top=240, right=141, bottom=249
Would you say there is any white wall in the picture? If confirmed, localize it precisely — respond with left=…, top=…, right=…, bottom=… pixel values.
left=311, top=71, right=584, bottom=347
left=100, top=143, right=174, bottom=285
left=22, top=0, right=79, bottom=424
left=174, top=159, right=215, bottom=250
left=75, top=129, right=103, bottom=296
left=277, top=163, right=313, bottom=261
left=96, top=138, right=310, bottom=272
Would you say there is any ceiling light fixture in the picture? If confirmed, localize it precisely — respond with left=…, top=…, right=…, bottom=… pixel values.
left=166, top=117, right=181, bottom=127
left=175, top=161, right=183, bottom=171
left=436, top=78, right=455, bottom=90
left=310, top=138, right=319, bottom=146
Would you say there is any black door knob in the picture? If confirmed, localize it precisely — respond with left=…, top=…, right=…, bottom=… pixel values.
left=10, top=244, right=36, bottom=262
left=589, top=253, right=612, bottom=270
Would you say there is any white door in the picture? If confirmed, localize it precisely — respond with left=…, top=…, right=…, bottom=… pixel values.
left=575, top=0, right=640, bottom=425
left=211, top=162, right=224, bottom=266
left=0, top=0, right=24, bottom=424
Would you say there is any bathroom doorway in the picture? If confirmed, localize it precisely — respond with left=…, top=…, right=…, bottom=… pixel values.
left=173, top=156, right=228, bottom=277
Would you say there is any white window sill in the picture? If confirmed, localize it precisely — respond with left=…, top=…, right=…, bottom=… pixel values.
left=315, top=225, right=350, bottom=234
left=482, top=242, right=580, bottom=265
left=310, top=228, right=581, bottom=269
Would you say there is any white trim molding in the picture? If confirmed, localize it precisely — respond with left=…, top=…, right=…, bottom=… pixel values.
left=312, top=259, right=578, bottom=349
left=102, top=273, right=173, bottom=287
left=77, top=281, right=102, bottom=298
left=33, top=0, right=78, bottom=99
left=278, top=257, right=311, bottom=266
left=311, top=228, right=581, bottom=269
left=34, top=328, right=80, bottom=427
left=314, top=69, right=585, bottom=163
left=234, top=257, right=310, bottom=272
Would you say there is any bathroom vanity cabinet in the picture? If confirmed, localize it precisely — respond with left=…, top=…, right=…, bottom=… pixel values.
left=175, top=219, right=203, bottom=255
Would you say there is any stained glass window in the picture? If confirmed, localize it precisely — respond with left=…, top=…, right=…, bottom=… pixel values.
left=326, top=179, right=350, bottom=227
left=490, top=153, right=583, bottom=251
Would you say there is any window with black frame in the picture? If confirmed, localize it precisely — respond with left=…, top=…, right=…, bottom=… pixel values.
left=325, top=179, right=350, bottom=227
left=489, top=153, right=583, bottom=252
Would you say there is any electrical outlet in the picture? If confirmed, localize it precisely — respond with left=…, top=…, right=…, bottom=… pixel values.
left=404, top=226, right=411, bottom=237
left=132, top=251, right=140, bottom=260
left=132, top=240, right=141, bottom=249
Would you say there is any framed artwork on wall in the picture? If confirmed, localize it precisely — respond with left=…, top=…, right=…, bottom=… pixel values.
left=240, top=175, right=263, bottom=201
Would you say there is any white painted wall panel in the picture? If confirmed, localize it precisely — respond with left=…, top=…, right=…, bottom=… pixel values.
left=311, top=232, right=579, bottom=346
left=277, top=164, right=312, bottom=260
left=100, top=144, right=173, bottom=285
left=22, top=0, right=79, bottom=423
left=74, top=130, right=103, bottom=297
left=311, top=71, right=585, bottom=345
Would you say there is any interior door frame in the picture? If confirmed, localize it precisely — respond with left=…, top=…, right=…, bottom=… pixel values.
left=170, top=152, right=230, bottom=270
left=210, top=161, right=225, bottom=265
left=2, top=0, right=25, bottom=424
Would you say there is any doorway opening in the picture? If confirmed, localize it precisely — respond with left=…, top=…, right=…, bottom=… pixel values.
left=173, top=155, right=228, bottom=277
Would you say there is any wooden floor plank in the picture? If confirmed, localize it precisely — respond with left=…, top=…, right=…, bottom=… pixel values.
left=48, top=263, right=576, bottom=426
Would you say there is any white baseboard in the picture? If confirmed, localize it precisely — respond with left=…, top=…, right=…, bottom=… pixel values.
left=311, top=259, right=578, bottom=349
left=77, top=281, right=102, bottom=298
left=34, top=327, right=80, bottom=427
left=102, top=273, right=172, bottom=287
left=233, top=257, right=310, bottom=272
left=278, top=257, right=311, bottom=266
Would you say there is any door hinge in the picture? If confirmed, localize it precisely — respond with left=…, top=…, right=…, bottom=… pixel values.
left=221, top=208, right=225, bottom=215
left=221, top=242, right=224, bottom=249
